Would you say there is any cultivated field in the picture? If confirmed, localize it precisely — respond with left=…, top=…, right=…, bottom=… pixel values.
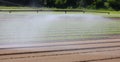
left=0, top=13, right=120, bottom=62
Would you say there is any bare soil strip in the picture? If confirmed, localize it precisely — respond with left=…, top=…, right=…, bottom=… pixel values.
left=75, top=56, right=120, bottom=62
left=0, top=39, right=120, bottom=62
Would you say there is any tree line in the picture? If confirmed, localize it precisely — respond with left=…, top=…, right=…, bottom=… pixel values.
left=0, top=0, right=120, bottom=10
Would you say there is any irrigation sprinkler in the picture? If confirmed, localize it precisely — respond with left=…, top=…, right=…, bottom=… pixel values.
left=0, top=9, right=110, bottom=14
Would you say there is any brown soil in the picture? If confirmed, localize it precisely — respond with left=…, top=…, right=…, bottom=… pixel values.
left=0, top=38, right=120, bottom=62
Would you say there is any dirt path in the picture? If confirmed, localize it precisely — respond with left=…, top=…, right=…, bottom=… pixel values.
left=0, top=38, right=120, bottom=62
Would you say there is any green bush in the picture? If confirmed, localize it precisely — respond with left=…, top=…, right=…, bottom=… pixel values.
left=108, top=0, right=120, bottom=11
